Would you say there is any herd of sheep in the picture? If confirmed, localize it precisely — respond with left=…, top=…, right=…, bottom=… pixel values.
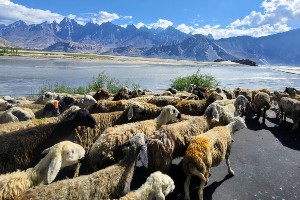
left=0, top=85, right=299, bottom=200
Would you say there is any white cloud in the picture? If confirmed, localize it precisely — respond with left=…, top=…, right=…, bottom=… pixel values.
left=135, top=22, right=146, bottom=29
left=122, top=15, right=133, bottom=19
left=93, top=11, right=120, bottom=24
left=229, top=0, right=300, bottom=28
left=176, top=24, right=193, bottom=34
left=0, top=0, right=63, bottom=25
left=148, top=19, right=173, bottom=29
left=192, top=23, right=290, bottom=39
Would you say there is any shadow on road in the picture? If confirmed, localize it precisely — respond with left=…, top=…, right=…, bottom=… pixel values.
left=203, top=174, right=233, bottom=200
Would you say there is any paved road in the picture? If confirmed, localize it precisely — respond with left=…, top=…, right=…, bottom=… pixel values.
left=132, top=110, right=300, bottom=200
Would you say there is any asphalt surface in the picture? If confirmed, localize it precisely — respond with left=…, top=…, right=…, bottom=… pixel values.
left=131, top=109, right=300, bottom=200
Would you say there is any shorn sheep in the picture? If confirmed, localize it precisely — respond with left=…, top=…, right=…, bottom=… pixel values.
left=0, top=109, right=96, bottom=173
left=120, top=171, right=175, bottom=200
left=87, top=105, right=181, bottom=171
left=183, top=116, right=247, bottom=200
left=0, top=141, right=85, bottom=200
left=22, top=133, right=148, bottom=200
left=147, top=103, right=234, bottom=173
left=0, top=107, right=34, bottom=124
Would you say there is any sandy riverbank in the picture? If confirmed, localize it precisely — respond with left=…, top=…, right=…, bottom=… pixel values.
left=1, top=51, right=244, bottom=67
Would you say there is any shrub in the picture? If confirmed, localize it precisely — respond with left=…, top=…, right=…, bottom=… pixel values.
left=36, top=71, right=140, bottom=95
left=171, top=69, right=219, bottom=91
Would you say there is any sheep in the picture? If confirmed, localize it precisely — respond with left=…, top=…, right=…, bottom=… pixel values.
left=252, top=92, right=271, bottom=123
left=72, top=102, right=152, bottom=153
left=271, top=90, right=289, bottom=106
left=0, top=118, right=59, bottom=134
left=0, top=99, right=12, bottom=111
left=278, top=97, right=300, bottom=132
left=215, top=94, right=249, bottom=117
left=21, top=133, right=148, bottom=200
left=0, top=141, right=85, bottom=200
left=175, top=91, right=223, bottom=116
left=113, top=87, right=132, bottom=101
left=183, top=116, right=247, bottom=200
left=147, top=103, right=234, bottom=173
left=92, top=88, right=111, bottom=100
left=87, top=105, right=181, bottom=171
left=77, top=94, right=97, bottom=109
left=2, top=96, right=16, bottom=104
left=57, top=95, right=78, bottom=112
left=165, top=88, right=177, bottom=94
left=34, top=92, right=57, bottom=104
left=120, top=171, right=175, bottom=200
left=284, top=87, right=300, bottom=101
left=0, top=109, right=96, bottom=174
left=34, top=100, right=60, bottom=119
left=0, top=107, right=34, bottom=124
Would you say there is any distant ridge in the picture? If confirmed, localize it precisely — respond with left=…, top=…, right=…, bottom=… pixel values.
left=0, top=18, right=299, bottom=65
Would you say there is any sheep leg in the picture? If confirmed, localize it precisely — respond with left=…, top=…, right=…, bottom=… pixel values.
left=225, top=148, right=234, bottom=176
left=155, top=191, right=166, bottom=200
left=256, top=109, right=261, bottom=121
left=198, top=179, right=205, bottom=200
left=262, top=108, right=266, bottom=124
left=184, top=174, right=192, bottom=200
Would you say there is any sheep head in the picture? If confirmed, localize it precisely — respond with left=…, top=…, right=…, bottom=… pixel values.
left=147, top=171, right=175, bottom=199
left=39, top=141, right=85, bottom=184
left=121, top=133, right=148, bottom=168
left=230, top=116, right=247, bottom=132
left=127, top=102, right=145, bottom=120
left=62, top=109, right=96, bottom=128
left=158, top=105, right=181, bottom=124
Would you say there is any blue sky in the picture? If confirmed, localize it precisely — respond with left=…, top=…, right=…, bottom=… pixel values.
left=0, top=0, right=299, bottom=39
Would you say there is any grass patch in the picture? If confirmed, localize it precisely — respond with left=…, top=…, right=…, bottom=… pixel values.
left=36, top=71, right=140, bottom=95
left=171, top=69, right=219, bottom=91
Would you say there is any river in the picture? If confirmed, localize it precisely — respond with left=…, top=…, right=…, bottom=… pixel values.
left=0, top=57, right=299, bottom=97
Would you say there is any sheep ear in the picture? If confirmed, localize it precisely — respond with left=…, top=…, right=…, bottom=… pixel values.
left=42, top=147, right=51, bottom=154
left=47, top=155, right=62, bottom=184
left=139, top=145, right=148, bottom=168
left=127, top=106, right=134, bottom=120
left=212, top=108, right=220, bottom=122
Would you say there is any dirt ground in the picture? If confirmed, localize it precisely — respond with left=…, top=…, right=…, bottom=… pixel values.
left=131, top=109, right=300, bottom=200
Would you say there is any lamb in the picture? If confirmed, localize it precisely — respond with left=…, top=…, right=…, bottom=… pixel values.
left=278, top=97, right=300, bottom=132
left=183, top=116, right=247, bottom=200
left=87, top=105, right=181, bottom=171
left=0, top=141, right=85, bottom=200
left=0, top=107, right=34, bottom=124
left=0, top=109, right=96, bottom=173
left=21, top=133, right=148, bottom=200
left=147, top=103, right=234, bottom=173
left=175, top=91, right=223, bottom=116
left=252, top=92, right=271, bottom=123
left=120, top=171, right=175, bottom=200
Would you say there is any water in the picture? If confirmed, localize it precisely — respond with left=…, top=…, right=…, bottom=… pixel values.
left=0, top=57, right=299, bottom=97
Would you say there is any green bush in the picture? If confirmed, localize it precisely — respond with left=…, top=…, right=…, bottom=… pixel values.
left=171, top=69, right=219, bottom=91
left=36, top=71, right=140, bottom=95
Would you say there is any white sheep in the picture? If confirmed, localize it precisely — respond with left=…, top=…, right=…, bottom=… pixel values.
left=183, top=116, right=247, bottom=200
left=215, top=94, right=249, bottom=117
left=0, top=99, right=12, bottom=111
left=0, top=107, right=34, bottom=124
left=77, top=94, right=97, bottom=109
left=0, top=141, right=85, bottom=200
left=34, top=92, right=58, bottom=104
left=120, top=171, right=175, bottom=200
left=21, top=133, right=148, bottom=199
left=278, top=97, right=300, bottom=132
left=87, top=105, right=181, bottom=171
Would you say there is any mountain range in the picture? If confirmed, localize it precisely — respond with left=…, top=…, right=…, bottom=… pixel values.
left=0, top=17, right=299, bottom=65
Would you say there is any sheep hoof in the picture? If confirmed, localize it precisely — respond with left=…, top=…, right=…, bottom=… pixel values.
left=229, top=170, right=235, bottom=176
